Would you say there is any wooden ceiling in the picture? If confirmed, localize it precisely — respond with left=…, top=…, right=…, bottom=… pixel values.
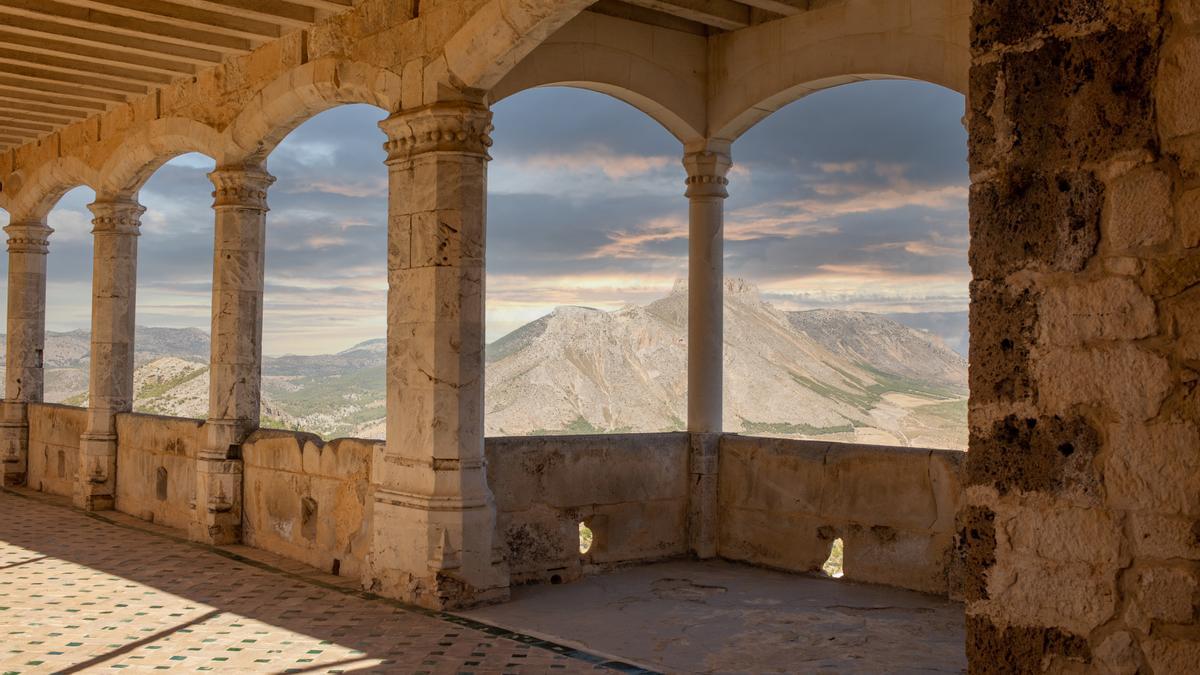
left=0, top=0, right=807, bottom=154
left=0, top=0, right=354, bottom=153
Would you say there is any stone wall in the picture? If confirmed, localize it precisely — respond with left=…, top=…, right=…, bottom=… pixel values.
left=26, top=404, right=85, bottom=497
left=719, top=436, right=964, bottom=596
left=114, top=413, right=204, bottom=530
left=964, top=1, right=1200, bottom=671
left=485, top=433, right=692, bottom=585
left=241, top=430, right=375, bottom=579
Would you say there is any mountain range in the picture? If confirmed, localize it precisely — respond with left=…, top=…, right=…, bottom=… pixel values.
left=0, top=281, right=968, bottom=450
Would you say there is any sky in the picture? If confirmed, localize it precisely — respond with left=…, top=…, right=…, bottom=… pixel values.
left=0, top=80, right=969, bottom=356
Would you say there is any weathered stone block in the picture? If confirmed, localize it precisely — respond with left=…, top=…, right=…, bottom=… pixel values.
left=1105, top=421, right=1200, bottom=515
left=970, top=170, right=1103, bottom=279
left=1157, top=33, right=1200, bottom=140
left=965, top=615, right=1091, bottom=674
left=1039, top=277, right=1157, bottom=345
left=1180, top=187, right=1200, bottom=247
left=967, top=414, right=1101, bottom=497
left=1103, top=166, right=1174, bottom=251
left=968, top=281, right=1038, bottom=405
left=1126, top=566, right=1199, bottom=627
left=957, top=505, right=996, bottom=602
left=1036, top=345, right=1171, bottom=421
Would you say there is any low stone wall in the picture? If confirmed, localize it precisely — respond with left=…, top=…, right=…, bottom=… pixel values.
left=485, top=433, right=692, bottom=585
left=114, top=413, right=205, bottom=530
left=26, top=403, right=86, bottom=497
left=241, top=430, right=375, bottom=579
left=718, top=436, right=965, bottom=596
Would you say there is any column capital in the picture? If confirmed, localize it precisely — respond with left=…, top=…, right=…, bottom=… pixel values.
left=683, top=148, right=733, bottom=200
left=379, top=102, right=493, bottom=165
left=208, top=165, right=275, bottom=210
left=4, top=220, right=53, bottom=254
left=88, top=198, right=145, bottom=236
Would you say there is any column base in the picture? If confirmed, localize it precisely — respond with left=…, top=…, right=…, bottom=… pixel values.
left=366, top=490, right=510, bottom=610
left=0, top=401, right=28, bottom=485
left=190, top=455, right=243, bottom=545
left=0, top=417, right=27, bottom=488
left=74, top=433, right=117, bottom=511
left=687, top=432, right=721, bottom=559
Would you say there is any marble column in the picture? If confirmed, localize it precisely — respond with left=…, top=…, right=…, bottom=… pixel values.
left=75, top=197, right=144, bottom=510
left=683, top=143, right=732, bottom=434
left=369, top=101, right=508, bottom=609
left=191, top=165, right=273, bottom=545
left=0, top=218, right=52, bottom=487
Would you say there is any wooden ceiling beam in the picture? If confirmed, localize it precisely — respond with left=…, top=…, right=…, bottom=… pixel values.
left=0, top=29, right=195, bottom=76
left=166, top=0, right=317, bottom=29
left=62, top=0, right=283, bottom=42
left=0, top=64, right=147, bottom=96
left=0, top=117, right=54, bottom=133
left=0, top=106, right=78, bottom=125
left=0, top=11, right=224, bottom=64
left=0, top=89, right=106, bottom=113
left=0, top=47, right=175, bottom=86
left=620, top=0, right=750, bottom=30
left=0, top=74, right=128, bottom=104
left=0, top=0, right=253, bottom=53
left=736, top=0, right=801, bottom=15
left=0, top=94, right=97, bottom=115
left=0, top=124, right=39, bottom=138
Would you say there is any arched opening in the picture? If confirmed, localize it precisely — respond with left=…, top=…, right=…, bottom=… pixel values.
left=258, top=104, right=389, bottom=438
left=485, top=86, right=688, bottom=437
left=130, top=152, right=216, bottom=418
left=723, top=80, right=969, bottom=451
left=43, top=185, right=97, bottom=407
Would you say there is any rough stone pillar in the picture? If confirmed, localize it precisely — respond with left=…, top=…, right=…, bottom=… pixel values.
left=369, top=101, right=508, bottom=609
left=75, top=197, right=144, bottom=511
left=683, top=143, right=731, bottom=434
left=963, top=2, right=1199, bottom=672
left=0, top=218, right=51, bottom=487
left=191, top=166, right=273, bottom=545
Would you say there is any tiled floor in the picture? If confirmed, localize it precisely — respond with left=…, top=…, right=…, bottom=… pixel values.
left=0, top=490, right=623, bottom=674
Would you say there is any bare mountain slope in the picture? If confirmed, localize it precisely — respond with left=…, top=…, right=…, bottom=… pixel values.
left=1, top=282, right=968, bottom=449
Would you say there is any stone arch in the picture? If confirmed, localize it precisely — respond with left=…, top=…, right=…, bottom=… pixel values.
left=5, top=156, right=99, bottom=222
left=222, top=58, right=402, bottom=166
left=97, top=118, right=226, bottom=198
left=441, top=0, right=594, bottom=96
left=489, top=12, right=706, bottom=143
left=709, top=0, right=969, bottom=140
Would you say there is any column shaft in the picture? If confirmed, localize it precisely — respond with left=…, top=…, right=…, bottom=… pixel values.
left=683, top=146, right=731, bottom=434
left=0, top=219, right=51, bottom=487
left=76, top=198, right=143, bottom=510
left=369, top=102, right=508, bottom=609
left=191, top=166, right=274, bottom=544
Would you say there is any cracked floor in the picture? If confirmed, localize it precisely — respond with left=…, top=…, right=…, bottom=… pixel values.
left=0, top=490, right=622, bottom=674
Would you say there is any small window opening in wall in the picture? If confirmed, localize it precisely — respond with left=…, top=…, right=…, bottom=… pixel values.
left=301, top=496, right=318, bottom=540
left=822, top=538, right=845, bottom=578
left=331, top=558, right=341, bottom=576
left=155, top=467, right=168, bottom=501
left=35, top=349, right=43, bottom=368
left=56, top=449, right=65, bottom=478
left=579, top=521, right=594, bottom=555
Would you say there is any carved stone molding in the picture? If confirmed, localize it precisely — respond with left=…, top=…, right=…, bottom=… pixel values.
left=380, top=102, right=494, bottom=164
left=683, top=149, right=733, bottom=200
left=4, top=221, right=53, bottom=254
left=208, top=166, right=276, bottom=210
left=89, top=199, right=145, bottom=236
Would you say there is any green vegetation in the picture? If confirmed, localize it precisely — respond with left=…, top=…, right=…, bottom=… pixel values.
left=739, top=419, right=855, bottom=436
left=529, top=416, right=634, bottom=436
left=136, top=366, right=207, bottom=400
left=915, top=398, right=968, bottom=425
left=61, top=393, right=87, bottom=406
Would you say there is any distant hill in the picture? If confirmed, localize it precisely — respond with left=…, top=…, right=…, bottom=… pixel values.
left=0, top=283, right=968, bottom=449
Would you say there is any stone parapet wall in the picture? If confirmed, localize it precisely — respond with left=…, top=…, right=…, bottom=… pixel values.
left=26, top=404, right=86, bottom=497
left=241, top=430, right=375, bottom=580
left=485, top=433, right=692, bottom=585
left=114, top=413, right=204, bottom=530
left=718, top=436, right=964, bottom=596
